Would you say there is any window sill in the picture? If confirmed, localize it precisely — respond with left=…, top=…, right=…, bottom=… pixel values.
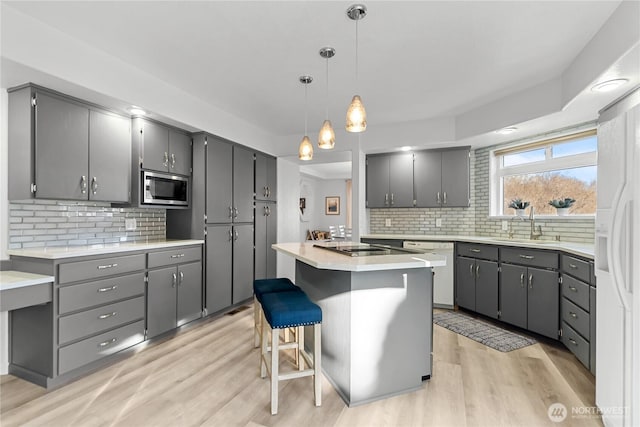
left=489, top=215, right=595, bottom=220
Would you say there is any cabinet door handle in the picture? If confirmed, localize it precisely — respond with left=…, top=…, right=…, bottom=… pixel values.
left=390, top=193, right=394, bottom=205
left=91, top=177, right=98, bottom=195
left=519, top=255, right=535, bottom=260
left=443, top=191, right=447, bottom=205
left=475, top=264, right=480, bottom=279
left=263, top=186, right=267, bottom=197
left=436, top=191, right=441, bottom=204
left=170, top=253, right=185, bottom=259
left=228, top=206, right=233, bottom=219
left=569, top=311, right=578, bottom=319
left=170, top=153, right=176, bottom=168
left=234, top=230, right=239, bottom=241
left=267, top=187, right=271, bottom=197
left=569, top=263, right=578, bottom=269
left=98, top=338, right=117, bottom=348
left=179, top=271, right=184, bottom=286
left=469, top=248, right=481, bottom=253
left=98, top=311, right=117, bottom=320
left=265, top=206, right=271, bottom=216
left=528, top=274, right=533, bottom=288
left=97, top=285, right=118, bottom=293
left=233, top=207, right=239, bottom=218
left=520, top=273, right=525, bottom=288
left=172, top=273, right=177, bottom=288
left=568, top=338, right=578, bottom=346
left=163, top=152, right=169, bottom=167
left=469, top=264, right=474, bottom=277
left=568, top=286, right=578, bottom=292
left=228, top=229, right=233, bottom=241
left=80, top=175, right=88, bottom=194
left=97, top=263, right=118, bottom=270
left=385, top=193, right=389, bottom=206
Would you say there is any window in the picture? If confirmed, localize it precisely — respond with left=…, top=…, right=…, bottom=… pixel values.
left=491, top=130, right=597, bottom=216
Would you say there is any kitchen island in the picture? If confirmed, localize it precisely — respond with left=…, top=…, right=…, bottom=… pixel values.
left=272, top=242, right=446, bottom=406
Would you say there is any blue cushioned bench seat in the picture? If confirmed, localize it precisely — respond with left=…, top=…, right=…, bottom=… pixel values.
left=261, top=291, right=322, bottom=329
left=253, top=278, right=300, bottom=303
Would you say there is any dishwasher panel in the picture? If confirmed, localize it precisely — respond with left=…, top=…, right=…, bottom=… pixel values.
left=403, top=241, right=454, bottom=308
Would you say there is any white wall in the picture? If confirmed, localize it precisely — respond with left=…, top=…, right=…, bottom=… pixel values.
left=276, top=158, right=300, bottom=281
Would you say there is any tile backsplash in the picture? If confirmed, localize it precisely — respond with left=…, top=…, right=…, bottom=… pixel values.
left=9, top=200, right=165, bottom=249
left=369, top=147, right=595, bottom=244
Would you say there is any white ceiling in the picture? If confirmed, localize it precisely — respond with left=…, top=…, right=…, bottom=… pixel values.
left=2, top=1, right=639, bottom=161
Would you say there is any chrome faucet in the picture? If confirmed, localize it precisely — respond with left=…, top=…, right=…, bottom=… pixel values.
left=529, top=207, right=543, bottom=240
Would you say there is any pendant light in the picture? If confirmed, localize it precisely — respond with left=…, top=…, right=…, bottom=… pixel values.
left=318, top=47, right=336, bottom=149
left=298, top=75, right=314, bottom=161
left=345, top=4, right=367, bottom=133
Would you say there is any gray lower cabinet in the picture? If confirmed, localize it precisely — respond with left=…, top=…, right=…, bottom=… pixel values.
left=8, top=85, right=131, bottom=202
left=138, top=118, right=192, bottom=176
left=499, top=264, right=528, bottom=329
left=255, top=202, right=277, bottom=280
left=366, top=153, right=414, bottom=208
left=526, top=267, right=559, bottom=339
left=232, top=224, right=255, bottom=303
left=455, top=256, right=498, bottom=318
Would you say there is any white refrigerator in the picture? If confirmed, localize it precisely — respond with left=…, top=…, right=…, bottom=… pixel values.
left=595, top=88, right=639, bottom=427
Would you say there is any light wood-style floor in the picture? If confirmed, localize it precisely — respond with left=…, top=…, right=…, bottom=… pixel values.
left=1, top=306, right=601, bottom=426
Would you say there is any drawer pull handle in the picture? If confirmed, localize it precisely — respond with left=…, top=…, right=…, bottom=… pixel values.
left=170, top=254, right=185, bottom=259
left=97, top=263, right=118, bottom=270
left=569, top=286, right=578, bottom=292
left=569, top=312, right=578, bottom=319
left=569, top=263, right=578, bottom=269
left=519, top=255, right=535, bottom=260
left=98, top=311, right=117, bottom=320
left=97, top=285, right=118, bottom=293
left=469, top=249, right=481, bottom=253
left=568, top=338, right=578, bottom=346
left=98, top=338, right=117, bottom=348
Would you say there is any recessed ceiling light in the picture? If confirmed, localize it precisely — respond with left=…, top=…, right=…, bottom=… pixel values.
left=400, top=146, right=412, bottom=151
left=496, top=127, right=518, bottom=135
left=129, top=107, right=146, bottom=115
left=591, top=78, right=629, bottom=93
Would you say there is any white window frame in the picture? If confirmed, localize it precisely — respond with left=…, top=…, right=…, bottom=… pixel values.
left=489, top=129, right=597, bottom=218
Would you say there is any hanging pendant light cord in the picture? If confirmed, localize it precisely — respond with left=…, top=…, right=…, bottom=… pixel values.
left=355, top=18, right=359, bottom=93
left=304, top=82, right=308, bottom=135
left=325, top=58, right=330, bottom=119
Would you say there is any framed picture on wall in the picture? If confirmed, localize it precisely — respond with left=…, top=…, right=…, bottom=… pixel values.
left=325, top=196, right=340, bottom=215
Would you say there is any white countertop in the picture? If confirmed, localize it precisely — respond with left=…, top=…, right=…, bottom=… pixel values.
left=7, top=239, right=204, bottom=260
left=0, top=271, right=54, bottom=291
left=362, top=234, right=594, bottom=259
left=273, top=242, right=447, bottom=272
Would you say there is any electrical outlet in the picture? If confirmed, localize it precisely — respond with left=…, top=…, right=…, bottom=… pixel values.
left=385, top=218, right=392, bottom=227
left=501, top=220, right=508, bottom=231
left=125, top=218, right=137, bottom=231
left=436, top=218, right=442, bottom=227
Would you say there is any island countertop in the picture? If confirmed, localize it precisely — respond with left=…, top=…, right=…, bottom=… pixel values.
left=273, top=242, right=446, bottom=272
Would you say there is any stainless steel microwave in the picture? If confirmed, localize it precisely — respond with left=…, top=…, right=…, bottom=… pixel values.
left=142, top=171, right=189, bottom=206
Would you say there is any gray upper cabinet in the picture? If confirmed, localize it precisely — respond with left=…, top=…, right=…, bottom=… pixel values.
left=139, top=118, right=191, bottom=176
left=233, top=146, right=255, bottom=223
left=8, top=85, right=131, bottom=202
left=34, top=92, right=89, bottom=201
left=415, top=148, right=470, bottom=208
left=366, top=153, right=413, bottom=208
left=89, top=110, right=131, bottom=202
left=255, top=153, right=277, bottom=201
left=414, top=150, right=441, bottom=208
left=206, top=137, right=234, bottom=223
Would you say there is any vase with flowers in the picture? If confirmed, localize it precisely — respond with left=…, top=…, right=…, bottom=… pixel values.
left=549, top=198, right=575, bottom=216
left=508, top=198, right=530, bottom=216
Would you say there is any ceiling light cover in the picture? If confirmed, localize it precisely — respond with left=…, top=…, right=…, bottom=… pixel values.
left=590, top=78, right=629, bottom=93
left=318, top=47, right=336, bottom=149
left=129, top=107, right=146, bottom=115
left=496, top=126, right=518, bottom=135
left=346, top=4, right=367, bottom=133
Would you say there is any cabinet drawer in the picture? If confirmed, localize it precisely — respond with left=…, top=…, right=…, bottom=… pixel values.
left=500, top=247, right=558, bottom=269
left=59, top=254, right=145, bottom=284
left=58, top=320, right=144, bottom=375
left=562, top=297, right=589, bottom=339
left=456, top=243, right=498, bottom=261
left=148, top=246, right=201, bottom=268
left=58, top=297, right=144, bottom=345
left=59, top=273, right=145, bottom=314
left=562, top=322, right=590, bottom=369
left=561, top=254, right=591, bottom=283
left=561, top=274, right=590, bottom=311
